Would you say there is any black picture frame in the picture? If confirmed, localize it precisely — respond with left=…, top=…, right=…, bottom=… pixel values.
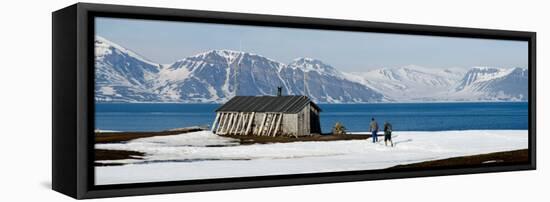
left=52, top=3, right=536, bottom=199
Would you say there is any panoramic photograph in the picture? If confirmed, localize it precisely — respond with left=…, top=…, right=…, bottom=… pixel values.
left=93, top=17, right=529, bottom=185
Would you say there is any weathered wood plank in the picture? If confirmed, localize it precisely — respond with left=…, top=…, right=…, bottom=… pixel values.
left=236, top=113, right=244, bottom=135
left=241, top=113, right=247, bottom=135
left=267, top=113, right=277, bottom=136
left=268, top=113, right=277, bottom=137
left=229, top=112, right=240, bottom=135
left=239, top=113, right=248, bottom=135
left=225, top=113, right=235, bottom=134
left=265, top=113, right=274, bottom=136
left=233, top=112, right=240, bottom=134
left=232, top=112, right=243, bottom=135
left=216, top=113, right=223, bottom=134
left=220, top=113, right=229, bottom=134
left=272, top=113, right=282, bottom=137
left=245, top=112, right=255, bottom=135
left=211, top=112, right=220, bottom=132
left=257, top=113, right=268, bottom=136
left=215, top=113, right=224, bottom=134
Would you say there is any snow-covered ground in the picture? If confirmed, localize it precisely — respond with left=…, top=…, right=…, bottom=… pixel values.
left=95, top=130, right=527, bottom=185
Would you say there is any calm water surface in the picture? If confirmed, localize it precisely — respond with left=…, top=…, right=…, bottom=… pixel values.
left=95, top=102, right=528, bottom=132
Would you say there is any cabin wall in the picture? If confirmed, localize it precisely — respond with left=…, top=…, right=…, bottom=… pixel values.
left=252, top=112, right=265, bottom=135
left=297, top=105, right=312, bottom=136
left=310, top=105, right=322, bottom=134
left=281, top=113, right=297, bottom=136
left=250, top=112, right=295, bottom=136
left=214, top=103, right=321, bottom=137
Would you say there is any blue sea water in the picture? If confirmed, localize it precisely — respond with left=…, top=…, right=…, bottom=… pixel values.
left=95, top=102, right=528, bottom=132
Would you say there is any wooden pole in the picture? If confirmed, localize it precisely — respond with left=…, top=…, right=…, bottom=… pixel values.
left=232, top=112, right=243, bottom=135
left=225, top=113, right=234, bottom=134
left=228, top=112, right=239, bottom=135
left=263, top=113, right=272, bottom=136
left=239, top=112, right=246, bottom=135
left=239, top=113, right=248, bottom=135
left=228, top=113, right=237, bottom=135
left=239, top=113, right=245, bottom=134
left=267, top=113, right=276, bottom=136
left=272, top=113, right=282, bottom=137
left=215, top=113, right=224, bottom=134
left=235, top=112, right=243, bottom=135
left=257, top=113, right=267, bottom=136
left=236, top=113, right=244, bottom=135
left=219, top=113, right=228, bottom=134
left=211, top=113, right=220, bottom=132
left=245, top=112, right=255, bottom=135
left=216, top=113, right=223, bottom=134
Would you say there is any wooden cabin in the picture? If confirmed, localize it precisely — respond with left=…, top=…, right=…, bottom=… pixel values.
left=211, top=95, right=322, bottom=137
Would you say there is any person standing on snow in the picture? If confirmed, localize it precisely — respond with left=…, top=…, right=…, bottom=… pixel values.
left=383, top=121, right=394, bottom=147
left=369, top=118, right=379, bottom=143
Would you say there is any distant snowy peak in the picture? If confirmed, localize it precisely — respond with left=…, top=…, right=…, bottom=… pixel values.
left=187, top=50, right=243, bottom=63
left=342, top=65, right=528, bottom=102
left=95, top=36, right=158, bottom=67
left=94, top=36, right=163, bottom=102
left=155, top=49, right=383, bottom=103
left=346, top=65, right=465, bottom=95
left=371, top=66, right=464, bottom=84
left=94, top=36, right=114, bottom=58
left=457, top=66, right=503, bottom=88
left=455, top=67, right=524, bottom=91
left=184, top=50, right=281, bottom=64
left=288, top=57, right=342, bottom=77
left=507, top=67, right=529, bottom=78
left=170, top=49, right=285, bottom=71
left=451, top=67, right=528, bottom=101
left=170, top=50, right=344, bottom=76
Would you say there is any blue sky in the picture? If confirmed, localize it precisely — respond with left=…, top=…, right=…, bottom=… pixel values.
left=96, top=17, right=528, bottom=72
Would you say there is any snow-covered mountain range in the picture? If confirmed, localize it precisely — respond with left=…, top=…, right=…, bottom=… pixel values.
left=95, top=36, right=528, bottom=103
left=345, top=65, right=528, bottom=102
left=451, top=67, right=528, bottom=101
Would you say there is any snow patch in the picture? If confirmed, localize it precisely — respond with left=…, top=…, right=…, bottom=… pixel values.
left=95, top=130, right=527, bottom=185
left=99, top=86, right=116, bottom=95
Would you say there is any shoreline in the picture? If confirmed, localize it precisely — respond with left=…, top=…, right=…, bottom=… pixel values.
left=95, top=149, right=145, bottom=166
left=95, top=127, right=205, bottom=144
left=95, top=129, right=527, bottom=165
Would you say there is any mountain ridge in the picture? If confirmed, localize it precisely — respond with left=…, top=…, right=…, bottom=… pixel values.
left=95, top=36, right=528, bottom=103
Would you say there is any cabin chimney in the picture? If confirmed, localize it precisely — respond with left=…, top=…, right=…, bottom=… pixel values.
left=277, top=86, right=282, bottom=96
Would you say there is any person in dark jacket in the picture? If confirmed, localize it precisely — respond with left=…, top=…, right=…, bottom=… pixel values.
left=369, top=118, right=379, bottom=143
left=383, top=121, right=394, bottom=147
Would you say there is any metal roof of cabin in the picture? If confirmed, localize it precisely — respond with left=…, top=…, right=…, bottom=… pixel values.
left=216, top=95, right=321, bottom=113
